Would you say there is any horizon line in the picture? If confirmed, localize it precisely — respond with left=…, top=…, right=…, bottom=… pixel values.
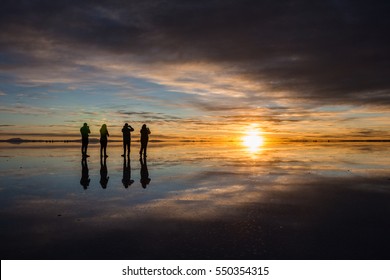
left=2, top=137, right=390, bottom=144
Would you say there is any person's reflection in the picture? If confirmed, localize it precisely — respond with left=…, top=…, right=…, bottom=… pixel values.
left=122, top=157, right=134, bottom=188
left=80, top=158, right=90, bottom=190
left=140, top=155, right=151, bottom=189
left=100, top=156, right=109, bottom=189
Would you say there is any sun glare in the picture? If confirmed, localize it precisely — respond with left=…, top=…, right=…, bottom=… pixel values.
left=242, top=129, right=264, bottom=153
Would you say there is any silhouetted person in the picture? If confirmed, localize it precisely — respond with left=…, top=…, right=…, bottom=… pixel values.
left=80, top=158, right=90, bottom=190
left=80, top=123, right=90, bottom=157
left=122, top=157, right=134, bottom=188
left=140, top=156, right=151, bottom=189
left=139, top=124, right=151, bottom=157
left=100, top=156, right=109, bottom=189
left=100, top=124, right=109, bottom=158
left=122, top=123, right=134, bottom=157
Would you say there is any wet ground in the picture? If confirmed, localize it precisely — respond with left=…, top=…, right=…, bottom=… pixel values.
left=1, top=141, right=390, bottom=259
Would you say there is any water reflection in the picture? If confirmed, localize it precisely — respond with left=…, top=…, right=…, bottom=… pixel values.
left=80, top=158, right=90, bottom=190
left=122, top=157, right=134, bottom=188
left=2, top=142, right=390, bottom=259
left=99, top=156, right=109, bottom=189
left=140, top=156, right=151, bottom=189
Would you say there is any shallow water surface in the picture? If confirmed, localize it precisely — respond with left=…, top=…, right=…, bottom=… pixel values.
left=1, top=141, right=390, bottom=259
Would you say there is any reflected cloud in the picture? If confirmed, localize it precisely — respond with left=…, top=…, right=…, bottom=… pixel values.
left=2, top=142, right=390, bottom=259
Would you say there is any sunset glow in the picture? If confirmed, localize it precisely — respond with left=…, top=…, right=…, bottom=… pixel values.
left=1, top=0, right=390, bottom=264
left=0, top=1, right=389, bottom=142
left=242, top=128, right=265, bottom=153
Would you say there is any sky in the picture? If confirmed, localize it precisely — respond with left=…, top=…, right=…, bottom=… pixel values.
left=0, top=0, right=389, bottom=141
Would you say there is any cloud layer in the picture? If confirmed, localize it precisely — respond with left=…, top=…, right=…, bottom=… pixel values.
left=2, top=1, right=390, bottom=103
left=1, top=0, right=390, bottom=139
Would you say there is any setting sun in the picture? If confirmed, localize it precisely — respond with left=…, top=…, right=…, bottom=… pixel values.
left=242, top=129, right=264, bottom=152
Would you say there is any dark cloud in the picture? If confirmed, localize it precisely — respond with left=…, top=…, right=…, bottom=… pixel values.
left=117, top=110, right=182, bottom=121
left=1, top=0, right=390, bottom=105
left=352, top=128, right=390, bottom=138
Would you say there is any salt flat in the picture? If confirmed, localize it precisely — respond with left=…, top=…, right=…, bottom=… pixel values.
left=1, top=141, right=390, bottom=259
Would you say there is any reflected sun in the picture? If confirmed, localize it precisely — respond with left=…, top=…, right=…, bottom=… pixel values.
left=242, top=129, right=264, bottom=153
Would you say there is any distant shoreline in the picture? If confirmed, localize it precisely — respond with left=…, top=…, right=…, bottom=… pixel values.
left=1, top=137, right=390, bottom=144
left=0, top=138, right=165, bottom=144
